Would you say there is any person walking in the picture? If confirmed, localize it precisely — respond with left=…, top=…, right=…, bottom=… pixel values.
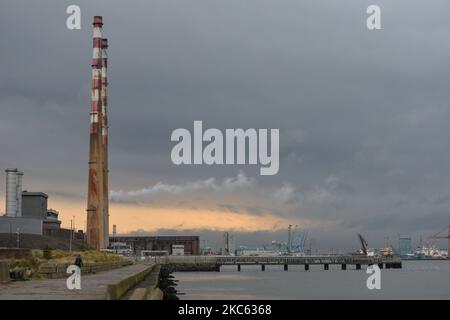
left=74, top=254, right=83, bottom=269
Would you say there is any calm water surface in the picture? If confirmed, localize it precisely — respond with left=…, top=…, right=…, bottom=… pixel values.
left=175, top=260, right=450, bottom=299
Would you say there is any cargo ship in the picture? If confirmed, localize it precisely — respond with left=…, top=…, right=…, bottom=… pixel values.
left=404, top=246, right=448, bottom=260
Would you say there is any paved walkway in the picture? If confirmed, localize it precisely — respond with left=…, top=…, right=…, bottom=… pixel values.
left=0, top=264, right=148, bottom=300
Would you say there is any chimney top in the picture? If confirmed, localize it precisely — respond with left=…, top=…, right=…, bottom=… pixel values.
left=93, top=16, right=103, bottom=26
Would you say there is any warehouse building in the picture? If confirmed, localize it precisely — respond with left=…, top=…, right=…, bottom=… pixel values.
left=109, top=235, right=200, bottom=255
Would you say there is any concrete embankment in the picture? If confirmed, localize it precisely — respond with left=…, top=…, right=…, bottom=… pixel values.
left=0, top=264, right=152, bottom=300
left=0, top=260, right=9, bottom=283
left=120, top=264, right=163, bottom=300
left=107, top=264, right=154, bottom=300
left=121, top=264, right=180, bottom=300
left=1, top=258, right=164, bottom=300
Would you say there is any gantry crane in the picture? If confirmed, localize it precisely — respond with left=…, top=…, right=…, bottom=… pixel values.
left=428, top=224, right=450, bottom=259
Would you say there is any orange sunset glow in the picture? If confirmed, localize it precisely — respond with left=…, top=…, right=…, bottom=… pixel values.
left=0, top=196, right=312, bottom=234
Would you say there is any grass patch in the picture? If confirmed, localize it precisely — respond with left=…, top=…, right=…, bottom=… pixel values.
left=4, top=250, right=129, bottom=279
left=31, top=249, right=127, bottom=264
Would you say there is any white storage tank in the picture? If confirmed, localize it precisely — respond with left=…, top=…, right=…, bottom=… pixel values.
left=5, top=168, right=23, bottom=217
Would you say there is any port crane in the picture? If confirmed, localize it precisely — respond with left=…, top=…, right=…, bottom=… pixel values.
left=428, top=224, right=450, bottom=259
left=291, top=230, right=308, bottom=255
left=223, top=232, right=231, bottom=255
left=357, top=234, right=368, bottom=256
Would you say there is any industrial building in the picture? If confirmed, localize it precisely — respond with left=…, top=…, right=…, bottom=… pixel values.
left=0, top=169, right=83, bottom=243
left=109, top=236, right=200, bottom=255
left=398, top=236, right=412, bottom=258
left=0, top=169, right=43, bottom=235
left=21, top=192, right=48, bottom=220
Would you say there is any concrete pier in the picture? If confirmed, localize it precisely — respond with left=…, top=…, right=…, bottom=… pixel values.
left=160, top=255, right=402, bottom=272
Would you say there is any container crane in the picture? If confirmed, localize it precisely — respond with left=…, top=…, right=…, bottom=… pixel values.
left=428, top=224, right=450, bottom=259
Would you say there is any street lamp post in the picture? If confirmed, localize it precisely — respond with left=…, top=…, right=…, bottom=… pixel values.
left=16, top=228, right=20, bottom=248
left=69, top=219, right=73, bottom=252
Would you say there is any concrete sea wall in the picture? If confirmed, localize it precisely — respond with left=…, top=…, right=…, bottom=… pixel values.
left=0, top=260, right=10, bottom=283
left=106, top=265, right=153, bottom=300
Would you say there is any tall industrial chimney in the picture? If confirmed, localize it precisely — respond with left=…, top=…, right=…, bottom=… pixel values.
left=86, top=16, right=106, bottom=250
left=5, top=168, right=23, bottom=217
left=101, top=38, right=109, bottom=248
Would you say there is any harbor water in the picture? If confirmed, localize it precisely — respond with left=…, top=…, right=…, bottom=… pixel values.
left=175, top=260, right=450, bottom=299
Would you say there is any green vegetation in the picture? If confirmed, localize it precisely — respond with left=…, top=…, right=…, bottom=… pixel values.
left=9, top=256, right=41, bottom=271
left=6, top=250, right=128, bottom=279
left=43, top=246, right=53, bottom=260
left=32, top=249, right=126, bottom=264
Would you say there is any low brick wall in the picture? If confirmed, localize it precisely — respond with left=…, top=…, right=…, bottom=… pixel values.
left=38, top=260, right=133, bottom=279
left=0, top=260, right=10, bottom=283
left=0, top=248, right=32, bottom=259
left=0, top=233, right=86, bottom=251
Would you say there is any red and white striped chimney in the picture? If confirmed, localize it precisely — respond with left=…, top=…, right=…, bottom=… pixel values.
left=90, top=16, right=103, bottom=134
left=87, top=16, right=105, bottom=250
left=101, top=38, right=109, bottom=248
left=101, top=38, right=108, bottom=145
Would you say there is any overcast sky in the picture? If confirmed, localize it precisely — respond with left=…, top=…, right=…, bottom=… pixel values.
left=1, top=0, right=450, bottom=251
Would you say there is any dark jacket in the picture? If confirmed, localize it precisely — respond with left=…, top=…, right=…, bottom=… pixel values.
left=74, top=256, right=83, bottom=268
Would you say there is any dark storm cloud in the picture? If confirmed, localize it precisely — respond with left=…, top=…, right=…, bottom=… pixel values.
left=1, top=0, right=450, bottom=249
